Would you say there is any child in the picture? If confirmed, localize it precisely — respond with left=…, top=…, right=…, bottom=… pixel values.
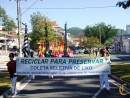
left=99, top=47, right=110, bottom=91
left=7, top=53, right=17, bottom=95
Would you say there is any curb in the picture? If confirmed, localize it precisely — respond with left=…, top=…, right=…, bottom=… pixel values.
left=109, top=74, right=130, bottom=88
left=0, top=76, right=32, bottom=98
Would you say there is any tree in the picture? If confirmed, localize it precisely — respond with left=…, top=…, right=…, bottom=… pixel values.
left=0, top=6, right=16, bottom=32
left=80, top=36, right=100, bottom=49
left=30, top=12, right=62, bottom=49
left=83, top=23, right=118, bottom=45
left=2, top=19, right=16, bottom=32
left=0, top=6, right=6, bottom=25
left=67, top=27, right=83, bottom=37
left=116, top=0, right=130, bottom=9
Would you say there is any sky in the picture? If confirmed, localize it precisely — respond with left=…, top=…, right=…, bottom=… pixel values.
left=0, top=0, right=130, bottom=32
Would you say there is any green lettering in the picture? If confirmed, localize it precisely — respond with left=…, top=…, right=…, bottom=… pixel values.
left=21, top=59, right=25, bottom=64
left=45, top=59, right=48, bottom=64
left=41, top=59, right=45, bottom=64
left=28, top=59, right=32, bottom=64
left=80, top=59, right=83, bottom=64
left=25, top=59, right=28, bottom=64
left=92, top=59, right=95, bottom=64
left=100, top=59, right=103, bottom=64
left=54, top=59, right=58, bottom=64
left=88, top=60, right=91, bottom=64
left=63, top=59, right=66, bottom=64
left=96, top=59, right=99, bottom=63
left=68, top=59, right=72, bottom=64
left=77, top=59, right=80, bottom=64
left=73, top=59, right=76, bottom=64
left=50, top=59, right=54, bottom=64
left=84, top=60, right=87, bottom=64
left=59, top=59, right=62, bottom=64
left=34, top=59, right=38, bottom=64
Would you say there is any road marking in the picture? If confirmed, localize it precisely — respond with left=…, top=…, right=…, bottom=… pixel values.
left=92, top=89, right=102, bottom=98
left=91, top=78, right=129, bottom=98
left=109, top=78, right=130, bottom=94
left=12, top=76, right=32, bottom=97
left=109, top=78, right=120, bottom=87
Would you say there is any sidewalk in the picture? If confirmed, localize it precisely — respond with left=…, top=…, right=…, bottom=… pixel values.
left=0, top=52, right=9, bottom=71
left=1, top=76, right=32, bottom=98
left=0, top=50, right=16, bottom=71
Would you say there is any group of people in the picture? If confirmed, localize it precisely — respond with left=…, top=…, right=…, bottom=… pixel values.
left=6, top=46, right=111, bottom=95
left=38, top=50, right=71, bottom=58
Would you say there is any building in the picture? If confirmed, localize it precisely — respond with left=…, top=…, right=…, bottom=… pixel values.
left=0, top=25, right=24, bottom=34
left=11, top=27, right=24, bottom=34
left=114, top=34, right=130, bottom=54
left=126, top=24, right=130, bottom=35
left=50, top=21, right=72, bottom=41
left=71, top=37, right=80, bottom=47
left=0, top=26, right=4, bottom=33
left=0, top=34, right=18, bottom=49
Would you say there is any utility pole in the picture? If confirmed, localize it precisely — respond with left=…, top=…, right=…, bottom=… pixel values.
left=45, top=20, right=50, bottom=55
left=17, top=0, right=22, bottom=57
left=10, top=0, right=42, bottom=57
left=5, top=34, right=7, bottom=53
left=64, top=22, right=67, bottom=57
left=99, top=26, right=101, bottom=44
left=55, top=30, right=58, bottom=47
left=120, top=30, right=123, bottom=53
left=9, top=0, right=22, bottom=56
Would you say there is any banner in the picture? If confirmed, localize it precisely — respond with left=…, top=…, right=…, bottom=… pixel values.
left=16, top=57, right=111, bottom=76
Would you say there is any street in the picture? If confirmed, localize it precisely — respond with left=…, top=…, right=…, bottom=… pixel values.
left=14, top=76, right=130, bottom=98
left=111, top=54, right=130, bottom=62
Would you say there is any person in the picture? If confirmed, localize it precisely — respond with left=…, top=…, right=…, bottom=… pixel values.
left=95, top=49, right=98, bottom=56
left=6, top=53, right=17, bottom=95
left=30, top=49, right=34, bottom=57
left=99, top=47, right=110, bottom=91
left=62, top=54, right=70, bottom=57
left=105, top=47, right=110, bottom=56
left=100, top=48, right=105, bottom=57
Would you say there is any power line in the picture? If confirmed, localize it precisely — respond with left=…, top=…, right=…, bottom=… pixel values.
left=21, top=0, right=43, bottom=15
left=22, top=5, right=117, bottom=10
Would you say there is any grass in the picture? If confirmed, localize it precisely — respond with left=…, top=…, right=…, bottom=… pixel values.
left=0, top=71, right=11, bottom=95
left=111, top=62, right=130, bottom=83
left=0, top=71, right=25, bottom=95
left=77, top=53, right=100, bottom=58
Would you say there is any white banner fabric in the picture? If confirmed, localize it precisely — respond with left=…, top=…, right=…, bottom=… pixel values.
left=16, top=57, right=111, bottom=76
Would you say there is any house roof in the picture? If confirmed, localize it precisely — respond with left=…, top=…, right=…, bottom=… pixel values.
left=54, top=27, right=64, bottom=31
left=72, top=38, right=80, bottom=41
left=51, top=21, right=57, bottom=26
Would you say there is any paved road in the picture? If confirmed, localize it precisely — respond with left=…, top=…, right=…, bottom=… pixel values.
left=14, top=76, right=130, bottom=98
left=111, top=54, right=130, bottom=62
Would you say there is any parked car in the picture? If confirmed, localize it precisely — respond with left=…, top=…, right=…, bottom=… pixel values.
left=73, top=50, right=79, bottom=54
left=84, top=49, right=91, bottom=54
